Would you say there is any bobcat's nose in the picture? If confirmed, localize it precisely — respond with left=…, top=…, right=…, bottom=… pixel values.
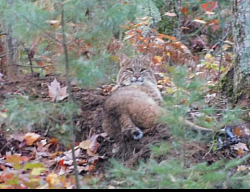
left=132, top=76, right=144, bottom=83
left=134, top=74, right=141, bottom=79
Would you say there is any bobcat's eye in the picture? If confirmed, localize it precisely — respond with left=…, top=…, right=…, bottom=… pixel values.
left=127, top=68, right=134, bottom=73
left=140, top=68, right=147, bottom=73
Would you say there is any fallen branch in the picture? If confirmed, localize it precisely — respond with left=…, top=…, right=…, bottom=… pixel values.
left=16, top=64, right=53, bottom=69
left=183, top=119, right=214, bottom=133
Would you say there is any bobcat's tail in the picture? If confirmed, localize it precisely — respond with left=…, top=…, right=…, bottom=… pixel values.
left=131, top=127, right=144, bottom=140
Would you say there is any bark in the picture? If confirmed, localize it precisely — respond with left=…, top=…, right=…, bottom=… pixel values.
left=5, top=30, right=18, bottom=81
left=221, top=0, right=250, bottom=105
left=4, top=0, right=18, bottom=81
left=233, top=0, right=250, bottom=100
left=0, top=35, right=7, bottom=75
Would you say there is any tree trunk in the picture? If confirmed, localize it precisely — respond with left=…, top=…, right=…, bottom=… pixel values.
left=4, top=0, right=18, bottom=81
left=5, top=30, right=18, bottom=81
left=222, top=0, right=250, bottom=105
left=0, top=35, right=7, bottom=76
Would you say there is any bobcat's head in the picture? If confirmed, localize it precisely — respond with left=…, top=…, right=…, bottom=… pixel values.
left=117, top=54, right=157, bottom=86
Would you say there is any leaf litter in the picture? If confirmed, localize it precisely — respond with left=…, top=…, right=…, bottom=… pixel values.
left=1, top=74, right=250, bottom=188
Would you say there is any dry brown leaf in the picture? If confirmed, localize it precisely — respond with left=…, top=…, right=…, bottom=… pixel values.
left=87, top=149, right=99, bottom=157
left=237, top=165, right=249, bottom=172
left=233, top=143, right=249, bottom=152
left=48, top=79, right=68, bottom=102
left=79, top=140, right=92, bottom=150
left=194, top=19, right=207, bottom=24
left=25, top=133, right=41, bottom=146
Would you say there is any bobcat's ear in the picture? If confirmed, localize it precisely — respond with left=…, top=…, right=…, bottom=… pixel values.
left=120, top=54, right=130, bottom=67
left=142, top=53, right=153, bottom=66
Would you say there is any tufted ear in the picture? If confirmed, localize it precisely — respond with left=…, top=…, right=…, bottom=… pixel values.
left=119, top=54, right=130, bottom=67
left=142, top=53, right=153, bottom=66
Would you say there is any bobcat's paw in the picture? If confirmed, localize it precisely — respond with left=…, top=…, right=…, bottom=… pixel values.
left=131, top=128, right=144, bottom=140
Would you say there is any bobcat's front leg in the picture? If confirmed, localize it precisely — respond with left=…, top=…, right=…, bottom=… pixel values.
left=119, top=114, right=143, bottom=140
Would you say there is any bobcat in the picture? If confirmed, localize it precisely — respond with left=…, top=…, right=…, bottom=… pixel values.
left=102, top=53, right=165, bottom=140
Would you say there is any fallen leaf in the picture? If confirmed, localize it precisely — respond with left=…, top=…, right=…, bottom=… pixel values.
left=87, top=149, right=99, bottom=157
left=158, top=34, right=177, bottom=41
left=194, top=19, right=207, bottom=24
left=46, top=20, right=60, bottom=25
left=237, top=165, right=249, bottom=172
left=6, top=155, right=22, bottom=170
left=153, top=56, right=163, bottom=64
left=31, top=168, right=47, bottom=176
left=234, top=127, right=244, bottom=137
left=206, top=11, right=215, bottom=15
left=25, top=133, right=41, bottom=146
left=89, top=134, right=101, bottom=154
left=164, top=12, right=177, bottom=17
left=201, top=1, right=218, bottom=12
left=48, top=79, right=68, bottom=102
left=79, top=140, right=92, bottom=150
left=182, top=7, right=188, bottom=15
left=23, top=163, right=45, bottom=170
left=233, top=143, right=249, bottom=152
left=46, top=174, right=60, bottom=188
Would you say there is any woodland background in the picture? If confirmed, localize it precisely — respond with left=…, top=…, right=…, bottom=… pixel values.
left=0, top=0, right=250, bottom=189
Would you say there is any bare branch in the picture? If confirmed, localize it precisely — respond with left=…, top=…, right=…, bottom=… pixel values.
left=16, top=63, right=54, bottom=69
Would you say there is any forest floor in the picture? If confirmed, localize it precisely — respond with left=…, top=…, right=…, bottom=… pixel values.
left=0, top=74, right=249, bottom=188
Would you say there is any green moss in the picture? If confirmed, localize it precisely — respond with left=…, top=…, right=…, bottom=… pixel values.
left=216, top=68, right=234, bottom=98
left=216, top=67, right=250, bottom=104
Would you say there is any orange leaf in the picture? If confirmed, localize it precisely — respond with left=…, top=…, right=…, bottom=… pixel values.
left=88, top=165, right=96, bottom=173
left=205, top=118, right=212, bottom=123
left=234, top=127, right=243, bottom=137
left=159, top=34, right=177, bottom=42
left=59, top=159, right=65, bottom=167
left=182, top=99, right=187, bottom=105
left=182, top=7, right=188, bottom=15
left=25, top=133, right=41, bottom=146
left=201, top=1, right=218, bottom=12
left=153, top=56, right=163, bottom=64
left=49, top=138, right=59, bottom=146
left=237, top=149, right=244, bottom=157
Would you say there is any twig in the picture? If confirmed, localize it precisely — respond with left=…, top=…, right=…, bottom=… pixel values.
left=61, top=4, right=80, bottom=189
left=15, top=64, right=53, bottom=69
left=183, top=118, right=215, bottom=133
left=203, top=141, right=215, bottom=160
left=207, top=30, right=230, bottom=55
left=21, top=43, right=34, bottom=73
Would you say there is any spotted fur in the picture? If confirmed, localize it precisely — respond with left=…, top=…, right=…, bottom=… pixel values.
left=103, top=54, right=164, bottom=140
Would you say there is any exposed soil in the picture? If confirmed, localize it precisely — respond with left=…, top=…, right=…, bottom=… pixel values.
left=0, top=74, right=248, bottom=175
